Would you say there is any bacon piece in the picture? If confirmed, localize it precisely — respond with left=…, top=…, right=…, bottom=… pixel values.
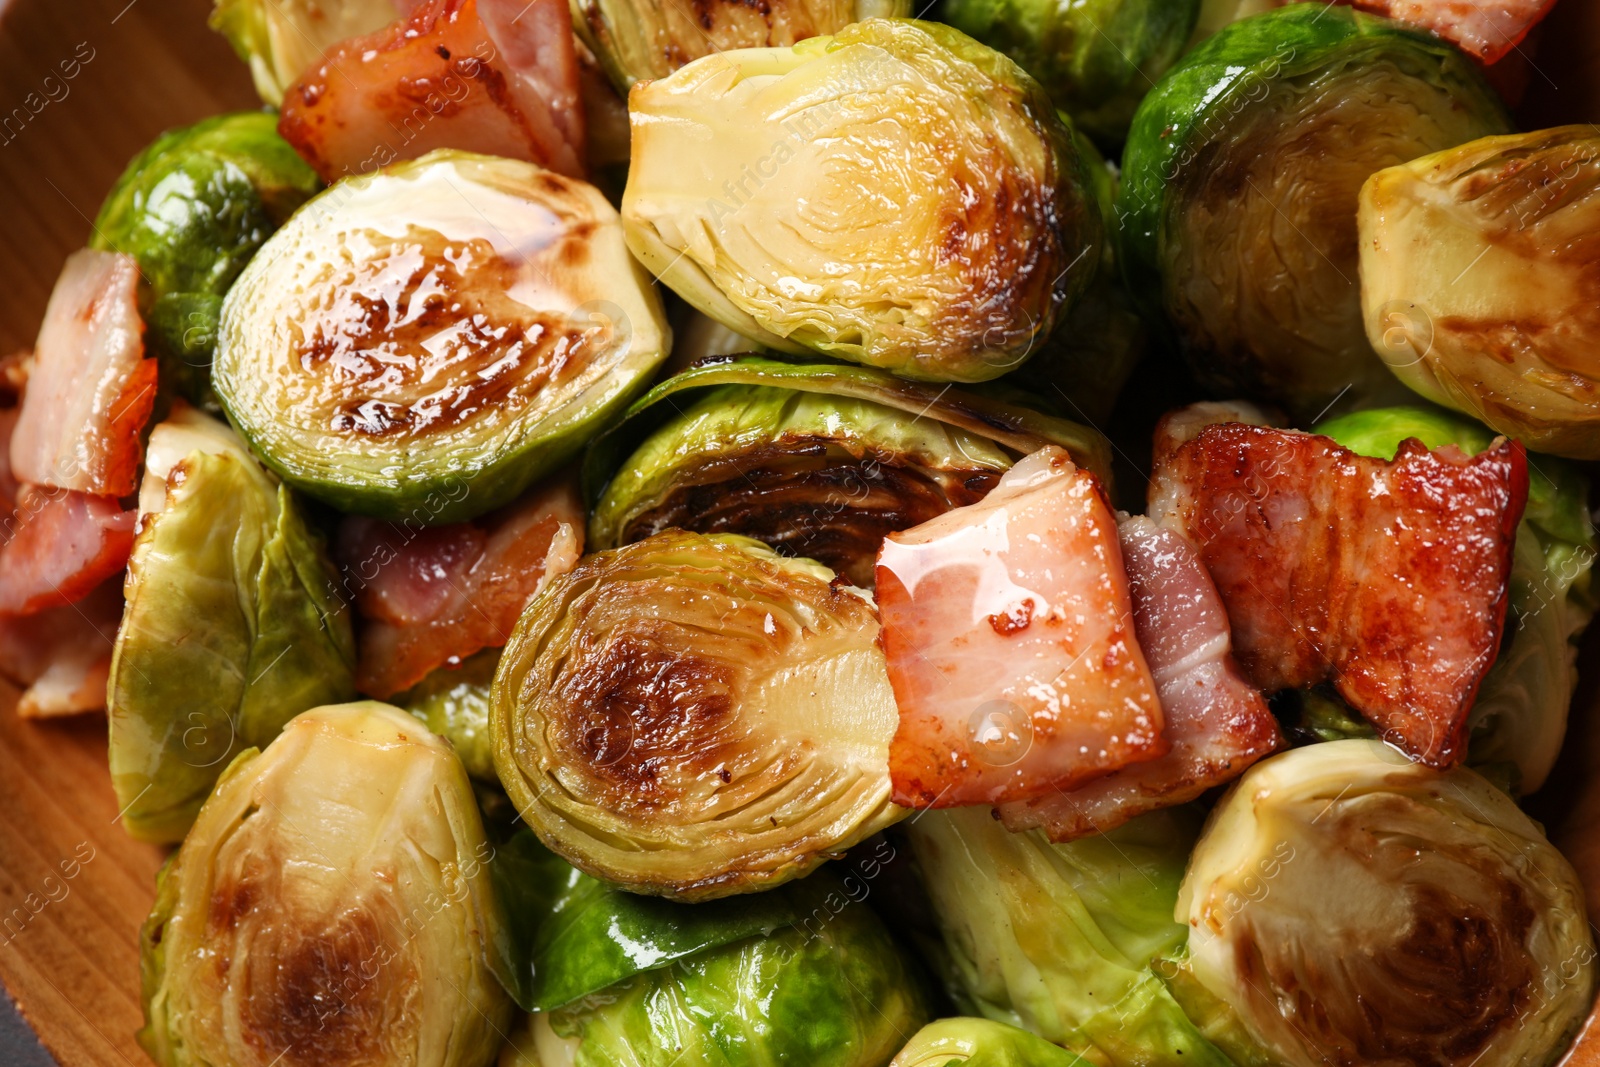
left=875, top=447, right=1167, bottom=809
left=339, top=476, right=583, bottom=696
left=0, top=576, right=122, bottom=718
left=1149, top=413, right=1527, bottom=767
left=998, top=516, right=1281, bottom=840
left=0, top=487, right=135, bottom=615
left=9, top=250, right=154, bottom=497
left=278, top=0, right=585, bottom=183
left=1347, top=0, right=1555, bottom=64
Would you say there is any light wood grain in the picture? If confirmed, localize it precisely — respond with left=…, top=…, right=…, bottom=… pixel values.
left=0, top=1, right=1596, bottom=1066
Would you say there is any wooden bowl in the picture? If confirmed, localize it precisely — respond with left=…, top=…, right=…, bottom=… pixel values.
left=0, top=0, right=1595, bottom=1064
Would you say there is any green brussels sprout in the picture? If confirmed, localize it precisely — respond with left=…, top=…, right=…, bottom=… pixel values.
left=623, top=19, right=1104, bottom=383
left=890, top=1017, right=1087, bottom=1067
left=492, top=529, right=903, bottom=901
left=90, top=112, right=321, bottom=409
left=215, top=150, right=671, bottom=523
left=904, top=806, right=1231, bottom=1067
left=1170, top=739, right=1596, bottom=1067
left=941, top=0, right=1200, bottom=146
left=1358, top=127, right=1600, bottom=459
left=1118, top=5, right=1510, bottom=420
left=109, top=407, right=357, bottom=843
left=139, top=701, right=513, bottom=1067
left=576, top=0, right=910, bottom=91
left=1316, top=404, right=1596, bottom=793
left=585, top=356, right=1108, bottom=587
left=396, top=647, right=500, bottom=782
left=500, top=867, right=930, bottom=1067
left=210, top=0, right=402, bottom=106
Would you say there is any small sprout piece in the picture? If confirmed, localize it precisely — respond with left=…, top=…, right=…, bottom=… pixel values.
left=210, top=0, right=403, bottom=105
left=891, top=1017, right=1088, bottom=1067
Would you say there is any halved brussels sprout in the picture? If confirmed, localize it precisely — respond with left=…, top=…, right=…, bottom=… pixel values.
left=1359, top=127, right=1600, bottom=459
left=905, top=806, right=1231, bottom=1066
left=397, top=647, right=500, bottom=782
left=90, top=112, right=321, bottom=408
left=109, top=407, right=357, bottom=843
left=941, top=0, right=1200, bottom=146
left=215, top=150, right=670, bottom=523
left=891, top=1017, right=1086, bottom=1067
left=491, top=529, right=903, bottom=900
left=210, top=0, right=402, bottom=105
left=623, top=19, right=1103, bottom=383
left=501, top=867, right=929, bottom=1067
left=1119, top=5, right=1509, bottom=419
left=139, top=701, right=512, bottom=1067
left=1171, top=739, right=1596, bottom=1067
left=1316, top=404, right=1596, bottom=794
left=577, top=0, right=909, bottom=91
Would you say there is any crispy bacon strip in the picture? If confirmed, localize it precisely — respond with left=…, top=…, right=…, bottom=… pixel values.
left=1149, top=413, right=1527, bottom=767
left=278, top=0, right=585, bottom=183
left=10, top=250, right=154, bottom=497
left=0, top=487, right=135, bottom=615
left=875, top=447, right=1166, bottom=809
left=338, top=476, right=583, bottom=696
left=0, top=576, right=122, bottom=718
left=998, top=516, right=1281, bottom=840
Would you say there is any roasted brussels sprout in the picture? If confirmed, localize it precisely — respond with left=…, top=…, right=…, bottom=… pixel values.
left=890, top=1017, right=1086, bottom=1067
left=492, top=529, right=903, bottom=900
left=1171, top=739, right=1596, bottom=1067
left=1359, top=127, right=1600, bottom=459
left=942, top=0, right=1200, bottom=146
left=215, top=150, right=670, bottom=522
left=623, top=19, right=1104, bottom=383
left=1316, top=404, right=1595, bottom=793
left=1119, top=5, right=1510, bottom=419
left=210, top=0, right=402, bottom=106
left=577, top=0, right=909, bottom=91
left=586, top=357, right=1109, bottom=587
left=109, top=407, right=357, bottom=843
left=500, top=867, right=929, bottom=1067
left=139, top=701, right=513, bottom=1067
left=905, top=806, right=1231, bottom=1066
left=397, top=647, right=500, bottom=782
left=90, top=112, right=321, bottom=407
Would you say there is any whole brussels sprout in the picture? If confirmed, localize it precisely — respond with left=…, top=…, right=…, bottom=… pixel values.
left=139, top=701, right=513, bottom=1067
left=1118, top=4, right=1510, bottom=420
left=90, top=112, right=321, bottom=408
left=491, top=530, right=903, bottom=900
left=576, top=0, right=910, bottom=91
left=905, top=806, right=1231, bottom=1067
left=501, top=867, right=930, bottom=1067
left=397, top=647, right=500, bottom=782
left=1359, top=126, right=1600, bottom=459
left=586, top=356, right=1109, bottom=587
left=623, top=19, right=1104, bottom=383
left=941, top=0, right=1200, bottom=146
left=211, top=0, right=402, bottom=106
left=890, top=1017, right=1086, bottom=1067
left=1171, top=739, right=1596, bottom=1067
left=109, top=407, right=357, bottom=843
left=1316, top=404, right=1596, bottom=794
left=215, top=150, right=670, bottom=523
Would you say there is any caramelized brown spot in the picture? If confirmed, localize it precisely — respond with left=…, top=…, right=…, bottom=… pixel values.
left=987, top=598, right=1034, bottom=636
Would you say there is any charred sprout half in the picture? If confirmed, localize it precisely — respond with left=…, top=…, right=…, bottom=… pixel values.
left=1171, top=740, right=1596, bottom=1067
left=586, top=357, right=1110, bottom=588
left=1118, top=4, right=1510, bottom=420
left=491, top=530, right=902, bottom=900
left=1316, top=404, right=1596, bottom=794
left=1359, top=126, right=1600, bottom=459
left=623, top=19, right=1103, bottom=383
left=941, top=0, right=1200, bottom=146
left=215, top=150, right=669, bottom=523
left=905, top=806, right=1231, bottom=1067
left=109, top=406, right=357, bottom=843
left=139, top=701, right=513, bottom=1067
